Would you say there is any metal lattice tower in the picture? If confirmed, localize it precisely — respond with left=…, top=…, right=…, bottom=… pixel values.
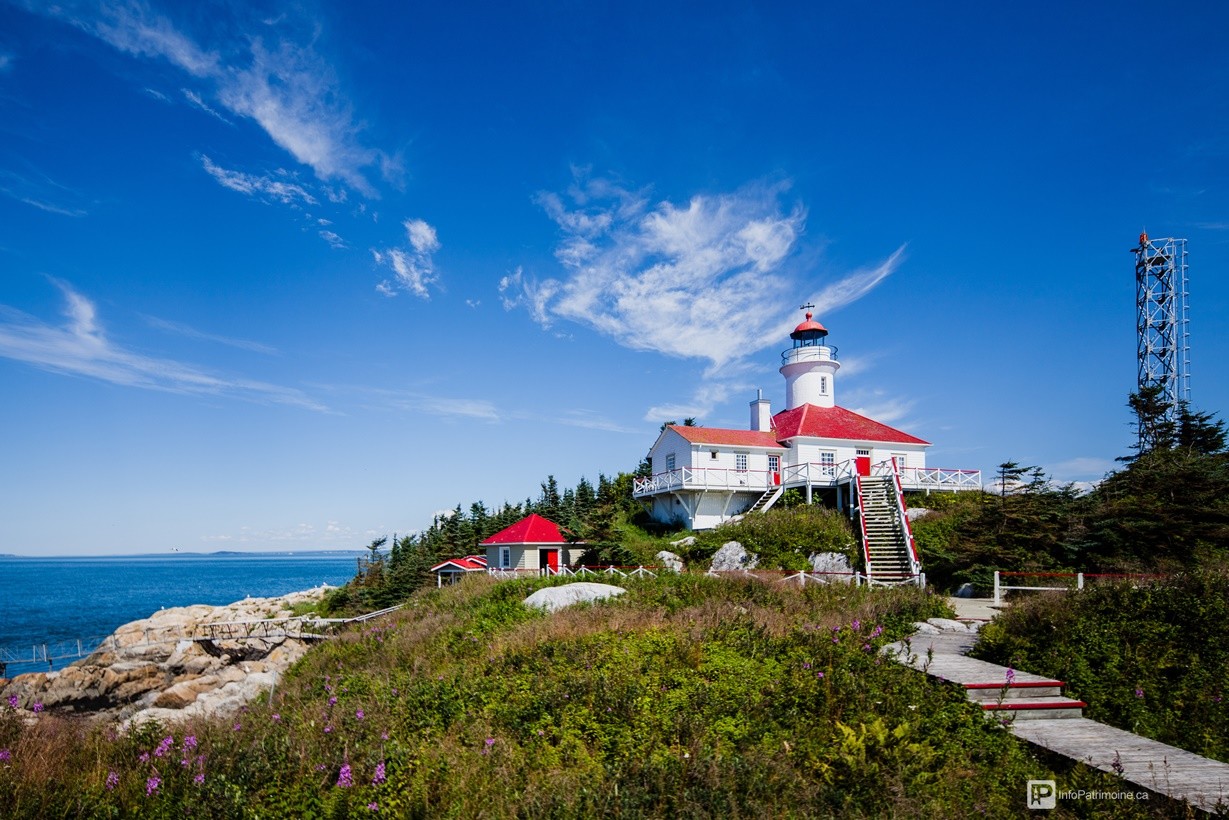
left=1133, top=232, right=1190, bottom=420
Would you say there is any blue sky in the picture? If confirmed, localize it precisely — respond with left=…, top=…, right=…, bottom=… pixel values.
left=1, top=1, right=1226, bottom=555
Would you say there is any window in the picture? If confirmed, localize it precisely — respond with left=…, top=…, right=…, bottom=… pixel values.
left=820, top=376, right=828, bottom=394
left=856, top=448, right=871, bottom=457
left=710, top=450, right=719, bottom=460
left=768, top=455, right=780, bottom=473
left=666, top=453, right=676, bottom=472
left=820, top=451, right=836, bottom=477
left=892, top=453, right=908, bottom=474
left=499, top=547, right=511, bottom=569
left=735, top=453, right=748, bottom=472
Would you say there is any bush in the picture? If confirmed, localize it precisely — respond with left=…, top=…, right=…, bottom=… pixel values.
left=972, top=566, right=1229, bottom=762
left=686, top=506, right=857, bottom=570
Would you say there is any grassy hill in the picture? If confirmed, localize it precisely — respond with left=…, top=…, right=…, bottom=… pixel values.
left=0, top=573, right=1165, bottom=818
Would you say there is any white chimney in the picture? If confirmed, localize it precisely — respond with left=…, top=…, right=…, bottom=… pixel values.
left=750, top=389, right=772, bottom=432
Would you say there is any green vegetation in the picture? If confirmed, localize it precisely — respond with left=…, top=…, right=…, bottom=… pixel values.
left=682, top=505, right=857, bottom=571
left=972, top=566, right=1229, bottom=763
left=912, top=388, right=1229, bottom=592
left=0, top=574, right=1153, bottom=818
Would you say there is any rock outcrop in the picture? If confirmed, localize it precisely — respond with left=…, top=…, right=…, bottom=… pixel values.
left=709, top=541, right=757, bottom=571
left=523, top=582, right=626, bottom=613
left=655, top=551, right=685, bottom=573
left=808, top=551, right=855, bottom=581
left=0, top=587, right=333, bottom=726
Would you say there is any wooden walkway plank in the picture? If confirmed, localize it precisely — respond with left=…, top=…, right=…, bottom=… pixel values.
left=888, top=618, right=1229, bottom=814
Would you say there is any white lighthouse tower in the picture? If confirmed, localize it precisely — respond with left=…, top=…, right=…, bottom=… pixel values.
left=779, top=307, right=839, bottom=409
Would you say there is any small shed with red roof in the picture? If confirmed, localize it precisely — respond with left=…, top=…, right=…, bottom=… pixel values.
left=429, top=554, right=488, bottom=587
left=480, top=513, right=581, bottom=572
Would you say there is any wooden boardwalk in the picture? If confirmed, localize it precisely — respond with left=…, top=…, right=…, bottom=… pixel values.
left=887, top=621, right=1229, bottom=814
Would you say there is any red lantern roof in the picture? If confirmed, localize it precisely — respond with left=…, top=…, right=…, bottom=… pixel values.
left=790, top=311, right=828, bottom=340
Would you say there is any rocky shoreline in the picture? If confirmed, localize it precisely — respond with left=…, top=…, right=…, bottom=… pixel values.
left=0, top=586, right=333, bottom=727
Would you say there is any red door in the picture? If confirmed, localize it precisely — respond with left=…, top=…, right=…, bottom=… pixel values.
left=855, top=456, right=871, bottom=476
left=546, top=549, right=559, bottom=572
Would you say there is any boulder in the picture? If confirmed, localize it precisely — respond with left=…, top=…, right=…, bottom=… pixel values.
left=655, top=551, right=684, bottom=573
left=709, top=541, right=756, bottom=572
left=669, top=535, right=696, bottom=548
left=905, top=507, right=932, bottom=522
left=808, top=552, right=854, bottom=581
left=954, top=582, right=975, bottom=599
left=926, top=618, right=978, bottom=633
left=523, top=583, right=626, bottom=613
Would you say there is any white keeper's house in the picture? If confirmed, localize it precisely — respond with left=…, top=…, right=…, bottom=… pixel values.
left=634, top=309, right=979, bottom=582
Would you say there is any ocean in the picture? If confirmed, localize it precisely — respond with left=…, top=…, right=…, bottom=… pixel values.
left=0, top=552, right=363, bottom=674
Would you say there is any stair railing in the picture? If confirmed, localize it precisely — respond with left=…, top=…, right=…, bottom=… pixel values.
left=852, top=472, right=872, bottom=583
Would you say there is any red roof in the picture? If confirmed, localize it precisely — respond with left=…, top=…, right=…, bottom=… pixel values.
left=791, top=311, right=828, bottom=337
left=666, top=425, right=786, bottom=449
left=772, top=404, right=929, bottom=445
left=430, top=555, right=488, bottom=572
left=480, top=513, right=569, bottom=546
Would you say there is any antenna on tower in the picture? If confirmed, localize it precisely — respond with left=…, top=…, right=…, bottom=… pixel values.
left=1132, top=233, right=1190, bottom=446
left=799, top=302, right=815, bottom=313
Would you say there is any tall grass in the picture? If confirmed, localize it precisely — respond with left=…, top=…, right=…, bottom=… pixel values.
left=0, top=574, right=1165, bottom=818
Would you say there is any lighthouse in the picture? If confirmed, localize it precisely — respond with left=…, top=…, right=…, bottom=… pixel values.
left=780, top=309, right=839, bottom=409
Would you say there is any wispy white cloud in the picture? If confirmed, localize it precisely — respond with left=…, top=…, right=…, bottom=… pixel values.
left=506, top=171, right=904, bottom=379
left=143, top=86, right=170, bottom=102
left=142, top=315, right=278, bottom=355
left=0, top=51, right=14, bottom=73
left=0, top=280, right=327, bottom=411
left=556, top=409, right=641, bottom=434
left=181, top=87, right=231, bottom=124
left=319, top=229, right=346, bottom=249
left=372, top=218, right=442, bottom=298
left=0, top=167, right=89, bottom=217
left=200, top=154, right=317, bottom=206
left=33, top=1, right=391, bottom=195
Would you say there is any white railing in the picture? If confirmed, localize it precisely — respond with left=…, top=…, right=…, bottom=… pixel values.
left=897, top=466, right=981, bottom=491
left=633, top=461, right=981, bottom=497
left=633, top=467, right=776, bottom=496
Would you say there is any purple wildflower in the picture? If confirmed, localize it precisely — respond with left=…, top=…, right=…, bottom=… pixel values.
left=154, top=736, right=174, bottom=758
left=183, top=735, right=197, bottom=751
left=1005, top=667, right=1016, bottom=685
left=803, top=662, right=811, bottom=669
left=146, top=776, right=161, bottom=796
left=233, top=722, right=242, bottom=732
left=381, top=731, right=389, bottom=741
left=337, top=763, right=353, bottom=788
left=368, top=802, right=379, bottom=811
left=355, top=708, right=365, bottom=721
left=272, top=713, right=281, bottom=723
left=851, top=619, right=861, bottom=631
left=816, top=671, right=825, bottom=679
left=324, top=725, right=334, bottom=734
left=482, top=737, right=495, bottom=754
left=31, top=702, right=43, bottom=713
left=181, top=758, right=191, bottom=769
left=871, top=625, right=884, bottom=638
left=372, top=761, right=386, bottom=785
left=0, top=748, right=11, bottom=762
left=1135, top=687, right=1144, bottom=699
left=5, top=695, right=16, bottom=709
left=194, top=772, right=205, bottom=786
left=862, top=643, right=872, bottom=652
left=138, top=752, right=150, bottom=764
left=328, top=696, right=338, bottom=707
left=105, top=771, right=118, bottom=790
